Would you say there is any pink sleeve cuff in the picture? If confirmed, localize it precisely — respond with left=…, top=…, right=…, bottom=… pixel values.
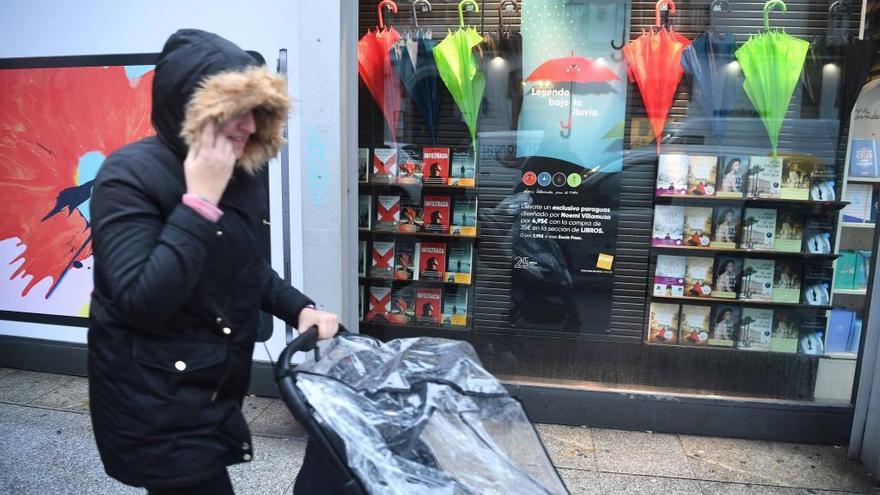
left=182, top=193, right=223, bottom=223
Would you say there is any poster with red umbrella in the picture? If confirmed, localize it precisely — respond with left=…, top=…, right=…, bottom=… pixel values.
left=622, top=0, right=691, bottom=153
left=358, top=0, right=402, bottom=144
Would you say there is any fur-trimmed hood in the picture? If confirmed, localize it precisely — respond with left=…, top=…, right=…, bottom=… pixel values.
left=152, top=29, right=290, bottom=173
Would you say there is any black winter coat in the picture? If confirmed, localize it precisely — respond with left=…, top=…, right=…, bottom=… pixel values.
left=87, top=29, right=312, bottom=490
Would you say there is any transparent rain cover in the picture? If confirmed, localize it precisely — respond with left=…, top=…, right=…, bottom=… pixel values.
left=295, top=335, right=569, bottom=495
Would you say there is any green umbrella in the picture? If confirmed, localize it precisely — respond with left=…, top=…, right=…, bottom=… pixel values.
left=735, top=0, right=809, bottom=157
left=434, top=0, right=485, bottom=152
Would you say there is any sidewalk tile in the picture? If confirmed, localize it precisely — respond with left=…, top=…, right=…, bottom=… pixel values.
left=228, top=435, right=307, bottom=495
left=680, top=436, right=874, bottom=492
left=598, top=473, right=704, bottom=494
left=32, top=376, right=90, bottom=413
left=242, top=395, right=275, bottom=424
left=537, top=424, right=595, bottom=471
left=0, top=370, right=76, bottom=405
left=249, top=400, right=308, bottom=439
left=592, top=429, right=694, bottom=478
left=557, top=468, right=602, bottom=495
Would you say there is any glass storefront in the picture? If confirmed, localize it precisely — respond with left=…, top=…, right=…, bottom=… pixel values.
left=355, top=0, right=879, bottom=405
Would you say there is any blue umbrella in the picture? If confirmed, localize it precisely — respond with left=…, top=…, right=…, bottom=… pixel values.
left=392, top=34, right=440, bottom=144
left=681, top=30, right=740, bottom=143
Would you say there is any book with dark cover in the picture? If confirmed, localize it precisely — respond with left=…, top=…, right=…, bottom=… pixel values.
left=801, top=265, right=833, bottom=306
left=739, top=208, right=776, bottom=251
left=771, top=310, right=800, bottom=353
left=399, top=197, right=424, bottom=233
left=419, top=242, right=447, bottom=281
left=647, top=302, right=680, bottom=344
left=358, top=148, right=369, bottom=183
left=372, top=148, right=397, bottom=183
left=423, top=195, right=451, bottom=233
left=710, top=305, right=740, bottom=347
left=358, top=195, right=372, bottom=231
left=713, top=255, right=742, bottom=299
left=442, top=286, right=469, bottom=327
left=393, top=240, right=419, bottom=281
left=799, top=314, right=826, bottom=355
left=416, top=287, right=443, bottom=326
left=450, top=197, right=478, bottom=237
left=803, top=218, right=834, bottom=254
left=738, top=308, right=773, bottom=351
left=422, top=147, right=450, bottom=185
left=810, top=166, right=837, bottom=201
left=450, top=148, right=476, bottom=187
left=397, top=146, right=423, bottom=184
left=388, top=286, right=415, bottom=325
left=772, top=260, right=802, bottom=303
left=740, top=258, right=775, bottom=302
left=358, top=284, right=365, bottom=321
left=716, top=155, right=748, bottom=198
left=446, top=241, right=473, bottom=285
left=849, top=138, right=879, bottom=177
left=358, top=240, right=367, bottom=277
left=780, top=157, right=816, bottom=200
left=774, top=212, right=803, bottom=253
left=712, top=208, right=741, bottom=249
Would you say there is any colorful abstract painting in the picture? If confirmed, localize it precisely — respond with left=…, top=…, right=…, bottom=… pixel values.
left=0, top=60, right=155, bottom=324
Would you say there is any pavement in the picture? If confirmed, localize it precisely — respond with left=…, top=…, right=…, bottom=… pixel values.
left=0, top=367, right=876, bottom=495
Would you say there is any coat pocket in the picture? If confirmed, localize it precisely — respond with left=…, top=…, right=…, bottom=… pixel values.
left=133, top=341, right=227, bottom=374
left=131, top=340, right=229, bottom=402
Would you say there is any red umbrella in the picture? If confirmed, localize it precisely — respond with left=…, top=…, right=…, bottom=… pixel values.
left=526, top=53, right=619, bottom=137
left=358, top=0, right=402, bottom=143
left=623, top=0, right=691, bottom=152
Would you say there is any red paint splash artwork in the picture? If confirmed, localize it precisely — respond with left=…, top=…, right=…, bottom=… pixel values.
left=0, top=65, right=154, bottom=298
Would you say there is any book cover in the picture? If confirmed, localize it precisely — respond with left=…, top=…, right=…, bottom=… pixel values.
left=656, top=154, right=689, bottom=195
left=647, top=302, right=680, bottom=344
left=399, top=197, right=424, bottom=233
left=415, top=287, right=443, bottom=326
left=774, top=212, right=803, bottom=253
left=423, top=147, right=451, bottom=185
left=872, top=189, right=879, bottom=222
left=685, top=256, right=714, bottom=298
left=739, top=208, right=776, bottom=251
left=450, top=197, right=478, bottom=237
left=746, top=156, right=782, bottom=198
left=397, top=146, right=423, bottom=184
left=772, top=260, right=802, bottom=303
left=826, top=309, right=855, bottom=353
left=375, top=195, right=401, bottom=231
left=372, top=148, right=397, bottom=183
left=842, top=184, right=873, bottom=223
left=799, top=315, right=826, bottom=355
left=358, top=148, right=369, bottom=183
left=450, top=148, right=476, bottom=187
left=419, top=242, right=447, bottom=281
left=712, top=208, right=741, bottom=249
left=371, top=241, right=395, bottom=279
left=653, top=255, right=687, bottom=297
left=740, top=258, right=775, bottom=302
left=780, top=157, right=816, bottom=200
left=652, top=205, right=685, bottom=246
left=810, top=166, right=837, bottom=202
left=679, top=304, right=711, bottom=345
left=849, top=138, right=879, bottom=177
left=358, top=284, right=365, bottom=321
left=834, top=251, right=857, bottom=290
left=771, top=310, right=800, bottom=353
left=716, top=155, right=749, bottom=198
left=684, top=207, right=713, bottom=247
left=803, top=218, right=834, bottom=254
left=856, top=250, right=872, bottom=289
left=358, top=240, right=367, bottom=277
left=388, top=286, right=415, bottom=325
left=713, top=256, right=742, bottom=299
left=367, top=286, right=391, bottom=322
left=802, top=265, right=833, bottom=305
left=738, top=308, right=773, bottom=351
left=687, top=155, right=718, bottom=196
left=710, top=305, right=740, bottom=346
left=393, top=240, right=420, bottom=281
left=446, top=241, right=474, bottom=285
left=358, top=195, right=372, bottom=231
left=442, top=286, right=469, bottom=327
left=423, top=195, right=451, bottom=233
left=849, top=316, right=863, bottom=353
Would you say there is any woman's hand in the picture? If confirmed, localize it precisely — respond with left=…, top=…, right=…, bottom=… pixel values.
left=298, top=307, right=340, bottom=340
left=184, top=121, right=236, bottom=205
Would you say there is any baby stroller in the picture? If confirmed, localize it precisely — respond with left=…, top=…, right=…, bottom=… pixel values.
left=274, top=326, right=570, bottom=495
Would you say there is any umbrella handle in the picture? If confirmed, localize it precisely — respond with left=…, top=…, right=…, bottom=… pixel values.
left=763, top=0, right=787, bottom=31
left=458, top=0, right=480, bottom=27
left=654, top=0, right=676, bottom=27
left=413, top=0, right=431, bottom=29
left=378, top=0, right=398, bottom=30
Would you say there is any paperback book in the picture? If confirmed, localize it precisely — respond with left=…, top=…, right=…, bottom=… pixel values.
left=740, top=258, right=775, bottom=302
left=652, top=205, right=685, bottom=246
left=738, top=307, right=773, bottom=351
left=372, top=148, right=397, bottom=183
left=647, top=302, right=680, bottom=344
left=771, top=310, right=800, bottom=353
left=415, top=287, right=443, bottom=326
left=713, top=256, right=742, bottom=299
left=442, top=287, right=469, bottom=327
left=710, top=305, right=740, bottom=346
left=358, top=195, right=372, bottom=231
left=653, top=255, right=686, bottom=297
left=685, top=256, right=714, bottom=298
left=679, top=304, right=711, bottom=346
left=450, top=197, right=478, bottom=237
left=375, top=195, right=401, bottom=231
left=774, top=212, right=803, bottom=253
left=746, top=156, right=782, bottom=198
left=450, top=148, right=476, bottom=187
left=716, top=155, right=749, bottom=198
left=712, top=208, right=741, bottom=249
left=802, top=265, right=833, bottom=306
left=424, top=195, right=451, bottom=234
left=371, top=241, right=395, bottom=279
left=367, top=286, right=391, bottom=322
left=684, top=207, right=713, bottom=247
left=656, top=154, right=689, bottom=195
left=358, top=148, right=369, bottom=183
left=780, top=157, right=816, bottom=200
left=809, top=166, right=837, bottom=202
left=739, top=208, right=776, bottom=251
left=423, top=147, right=451, bottom=185
left=393, top=240, right=420, bottom=281
left=396, top=146, right=423, bottom=184
left=842, top=184, right=873, bottom=223
left=419, top=242, right=447, bottom=281
left=388, top=286, right=415, bottom=325
left=687, top=155, right=718, bottom=196
left=849, top=138, right=879, bottom=177
left=399, top=197, right=424, bottom=233
left=772, top=260, right=802, bottom=303
left=358, top=241, right=367, bottom=277
left=803, top=218, right=834, bottom=254
left=446, top=241, right=474, bottom=285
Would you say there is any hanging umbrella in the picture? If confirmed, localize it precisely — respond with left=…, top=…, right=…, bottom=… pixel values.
left=525, top=54, right=619, bottom=138
left=622, top=0, right=691, bottom=153
left=681, top=21, right=740, bottom=144
left=434, top=0, right=486, bottom=152
left=735, top=0, right=809, bottom=157
left=391, top=3, right=440, bottom=144
left=839, top=36, right=875, bottom=124
left=358, top=0, right=402, bottom=143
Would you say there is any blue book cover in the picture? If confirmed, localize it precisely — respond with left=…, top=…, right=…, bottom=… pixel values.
left=849, top=139, right=879, bottom=177
left=872, top=189, right=879, bottom=223
left=825, top=309, right=854, bottom=353
left=848, top=317, right=863, bottom=354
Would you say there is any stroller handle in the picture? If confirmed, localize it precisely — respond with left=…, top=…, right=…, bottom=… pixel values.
left=274, top=325, right=353, bottom=381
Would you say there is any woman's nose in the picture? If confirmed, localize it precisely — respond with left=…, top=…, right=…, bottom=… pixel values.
left=238, top=111, right=256, bottom=133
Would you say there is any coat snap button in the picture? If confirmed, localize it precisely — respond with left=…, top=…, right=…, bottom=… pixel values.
left=243, top=453, right=252, bottom=461
left=241, top=442, right=250, bottom=450
left=222, top=327, right=232, bottom=335
left=215, top=317, right=223, bottom=324
left=174, top=361, right=187, bottom=371
left=216, top=230, right=223, bottom=237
